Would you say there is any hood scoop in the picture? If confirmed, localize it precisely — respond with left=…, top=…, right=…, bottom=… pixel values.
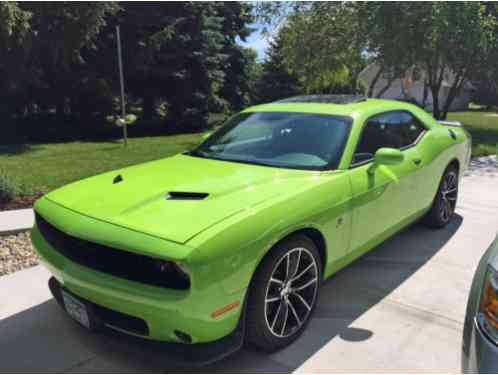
left=113, top=174, right=123, bottom=184
left=166, top=192, right=209, bottom=200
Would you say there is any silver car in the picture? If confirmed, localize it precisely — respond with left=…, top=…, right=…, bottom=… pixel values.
left=462, top=234, right=498, bottom=373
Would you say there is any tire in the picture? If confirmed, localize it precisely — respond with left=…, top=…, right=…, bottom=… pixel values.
left=245, top=234, right=322, bottom=352
left=422, top=165, right=459, bottom=228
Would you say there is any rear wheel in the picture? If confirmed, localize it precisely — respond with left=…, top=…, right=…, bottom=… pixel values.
left=422, top=165, right=458, bottom=228
left=245, top=235, right=322, bottom=352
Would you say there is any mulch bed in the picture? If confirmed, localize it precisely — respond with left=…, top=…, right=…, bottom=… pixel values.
left=0, top=192, right=44, bottom=211
left=0, top=231, right=39, bottom=276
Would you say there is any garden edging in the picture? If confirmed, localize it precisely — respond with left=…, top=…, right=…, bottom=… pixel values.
left=0, top=209, right=34, bottom=236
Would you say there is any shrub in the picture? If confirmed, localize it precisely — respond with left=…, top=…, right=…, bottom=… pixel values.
left=0, top=171, right=28, bottom=203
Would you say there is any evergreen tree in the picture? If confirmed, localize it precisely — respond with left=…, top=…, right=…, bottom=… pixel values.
left=253, top=35, right=302, bottom=104
left=99, top=3, right=178, bottom=122
left=216, top=2, right=254, bottom=112
left=0, top=3, right=258, bottom=136
left=106, top=2, right=228, bottom=131
left=160, top=2, right=225, bottom=131
left=20, top=2, right=119, bottom=119
left=0, top=3, right=31, bottom=117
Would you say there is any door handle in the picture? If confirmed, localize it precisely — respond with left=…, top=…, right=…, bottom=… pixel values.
left=413, top=158, right=422, bottom=166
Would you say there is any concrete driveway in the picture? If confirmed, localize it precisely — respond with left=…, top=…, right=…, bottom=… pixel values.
left=1, top=156, right=497, bottom=373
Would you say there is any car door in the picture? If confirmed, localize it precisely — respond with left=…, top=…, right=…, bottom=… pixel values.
left=396, top=111, right=430, bottom=213
left=347, top=110, right=425, bottom=253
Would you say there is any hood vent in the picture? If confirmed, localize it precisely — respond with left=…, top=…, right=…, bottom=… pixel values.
left=166, top=192, right=209, bottom=200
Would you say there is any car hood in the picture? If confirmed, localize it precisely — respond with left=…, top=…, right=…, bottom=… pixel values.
left=46, top=154, right=321, bottom=244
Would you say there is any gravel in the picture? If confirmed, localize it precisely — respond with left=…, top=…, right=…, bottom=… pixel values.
left=0, top=231, right=39, bottom=276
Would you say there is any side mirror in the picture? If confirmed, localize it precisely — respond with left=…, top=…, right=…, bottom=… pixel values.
left=374, top=148, right=404, bottom=165
left=368, top=148, right=404, bottom=175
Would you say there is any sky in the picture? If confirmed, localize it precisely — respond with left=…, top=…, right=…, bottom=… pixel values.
left=236, top=21, right=269, bottom=61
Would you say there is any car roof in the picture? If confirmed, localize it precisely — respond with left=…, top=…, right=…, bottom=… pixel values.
left=274, top=94, right=367, bottom=105
left=242, top=96, right=420, bottom=118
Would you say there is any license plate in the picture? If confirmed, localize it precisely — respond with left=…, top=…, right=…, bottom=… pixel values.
left=62, top=290, right=90, bottom=329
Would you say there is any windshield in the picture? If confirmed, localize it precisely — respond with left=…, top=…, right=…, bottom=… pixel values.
left=189, top=112, right=352, bottom=170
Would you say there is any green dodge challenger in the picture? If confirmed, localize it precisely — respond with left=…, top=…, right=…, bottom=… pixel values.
left=32, top=96, right=471, bottom=356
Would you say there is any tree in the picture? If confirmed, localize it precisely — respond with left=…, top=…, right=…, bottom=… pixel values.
left=358, top=2, right=496, bottom=118
left=278, top=3, right=364, bottom=94
left=357, top=3, right=421, bottom=98
left=413, top=3, right=495, bottom=119
left=244, top=48, right=262, bottom=105
left=98, top=3, right=178, bottom=122
left=1, top=3, right=260, bottom=138
left=219, top=46, right=258, bottom=110
left=106, top=2, right=243, bottom=131
left=258, top=2, right=498, bottom=119
left=252, top=34, right=302, bottom=103
left=256, top=3, right=369, bottom=95
left=0, top=3, right=32, bottom=117
left=20, top=2, right=119, bottom=119
left=161, top=2, right=226, bottom=131
left=217, top=2, right=255, bottom=112
left=470, top=3, right=498, bottom=109
left=0, top=3, right=31, bottom=47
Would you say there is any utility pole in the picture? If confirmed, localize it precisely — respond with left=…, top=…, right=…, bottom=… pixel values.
left=116, top=25, right=128, bottom=147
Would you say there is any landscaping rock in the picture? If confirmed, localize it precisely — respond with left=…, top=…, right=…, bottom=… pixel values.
left=0, top=231, right=38, bottom=276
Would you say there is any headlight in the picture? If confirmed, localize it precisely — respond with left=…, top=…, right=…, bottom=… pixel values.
left=477, top=266, right=498, bottom=342
left=153, top=260, right=191, bottom=290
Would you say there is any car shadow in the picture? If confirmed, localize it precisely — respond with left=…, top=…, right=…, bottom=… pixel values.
left=0, top=215, right=462, bottom=373
left=198, top=214, right=463, bottom=373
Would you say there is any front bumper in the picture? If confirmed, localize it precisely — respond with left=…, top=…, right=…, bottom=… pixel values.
left=31, top=199, right=246, bottom=345
left=462, top=318, right=498, bottom=373
left=47, top=276, right=245, bottom=366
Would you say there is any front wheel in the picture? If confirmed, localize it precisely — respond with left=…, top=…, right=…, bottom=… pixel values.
left=422, top=165, right=459, bottom=228
left=245, top=235, right=322, bottom=352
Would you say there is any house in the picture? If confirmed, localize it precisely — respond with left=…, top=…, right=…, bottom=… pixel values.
left=358, top=63, right=473, bottom=111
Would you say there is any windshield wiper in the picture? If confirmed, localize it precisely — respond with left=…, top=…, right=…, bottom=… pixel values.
left=184, top=149, right=210, bottom=157
left=207, top=155, right=278, bottom=168
left=186, top=152, right=322, bottom=170
left=230, top=158, right=277, bottom=167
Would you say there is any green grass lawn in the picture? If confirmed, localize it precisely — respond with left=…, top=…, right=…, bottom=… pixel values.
left=0, top=134, right=203, bottom=192
left=448, top=110, right=498, bottom=157
left=0, top=110, right=496, bottom=194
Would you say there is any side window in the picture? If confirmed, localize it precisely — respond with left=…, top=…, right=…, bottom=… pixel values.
left=398, top=112, right=425, bottom=147
left=352, top=112, right=400, bottom=164
left=352, top=111, right=425, bottom=165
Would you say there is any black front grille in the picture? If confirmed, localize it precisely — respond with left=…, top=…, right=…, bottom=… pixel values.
left=36, top=213, right=190, bottom=290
